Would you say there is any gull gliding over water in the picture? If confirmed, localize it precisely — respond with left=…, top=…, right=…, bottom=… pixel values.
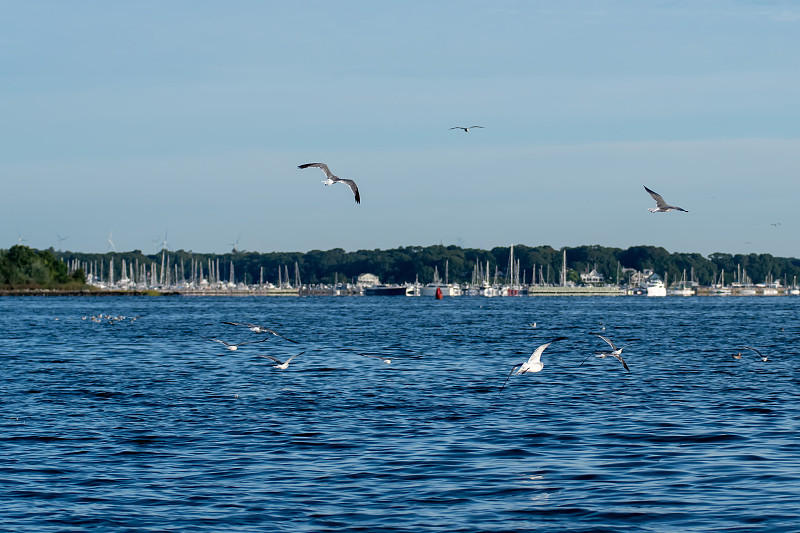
left=449, top=126, right=483, bottom=132
left=742, top=346, right=770, bottom=361
left=221, top=322, right=298, bottom=343
left=356, top=352, right=392, bottom=364
left=298, top=163, right=361, bottom=204
left=201, top=336, right=269, bottom=351
left=644, top=186, right=688, bottom=213
left=258, top=352, right=305, bottom=369
left=500, top=336, right=568, bottom=390
left=582, top=333, right=632, bottom=372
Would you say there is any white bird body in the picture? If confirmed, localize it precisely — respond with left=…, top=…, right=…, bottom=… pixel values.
left=644, top=185, right=688, bottom=213
left=298, top=162, right=361, bottom=204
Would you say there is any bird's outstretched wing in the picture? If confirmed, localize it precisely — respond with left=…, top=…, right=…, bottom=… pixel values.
left=257, top=354, right=282, bottom=363
left=527, top=336, right=568, bottom=364
left=469, top=125, right=484, bottom=129
left=338, top=178, right=361, bottom=204
left=590, top=332, right=617, bottom=351
left=357, top=352, right=391, bottom=363
left=613, top=354, right=631, bottom=372
left=245, top=324, right=299, bottom=343
left=284, top=351, right=305, bottom=364
left=742, top=346, right=768, bottom=360
left=500, top=364, right=523, bottom=391
left=236, top=337, right=270, bottom=347
left=644, top=186, right=668, bottom=208
left=201, top=336, right=230, bottom=346
left=298, top=162, right=334, bottom=179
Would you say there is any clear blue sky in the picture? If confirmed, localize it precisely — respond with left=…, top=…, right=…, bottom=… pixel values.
left=3, top=1, right=799, bottom=256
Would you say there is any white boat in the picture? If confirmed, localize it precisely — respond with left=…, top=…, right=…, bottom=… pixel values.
left=646, top=279, right=667, bottom=297
left=668, top=269, right=695, bottom=296
left=709, top=269, right=732, bottom=295
left=420, top=262, right=462, bottom=297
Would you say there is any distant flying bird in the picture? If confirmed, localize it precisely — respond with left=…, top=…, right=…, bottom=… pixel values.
left=581, top=333, right=632, bottom=371
left=500, top=336, right=568, bottom=390
left=741, top=346, right=770, bottom=361
left=298, top=162, right=361, bottom=204
left=644, top=186, right=688, bottom=213
left=201, top=336, right=269, bottom=351
left=449, top=126, right=483, bottom=132
left=258, top=351, right=305, bottom=369
left=356, top=352, right=392, bottom=364
left=221, top=322, right=298, bottom=343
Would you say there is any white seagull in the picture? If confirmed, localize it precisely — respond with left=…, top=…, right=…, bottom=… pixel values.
left=581, top=333, right=632, bottom=372
left=258, top=351, right=305, bottom=369
left=298, top=162, right=361, bottom=204
left=201, top=336, right=269, bottom=351
left=449, top=125, right=483, bottom=132
left=221, top=322, right=298, bottom=343
left=644, top=185, right=688, bottom=213
left=742, top=346, right=770, bottom=361
left=500, top=336, right=568, bottom=390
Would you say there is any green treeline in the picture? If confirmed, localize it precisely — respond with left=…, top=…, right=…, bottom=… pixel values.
left=53, top=244, right=800, bottom=287
left=1, top=245, right=86, bottom=289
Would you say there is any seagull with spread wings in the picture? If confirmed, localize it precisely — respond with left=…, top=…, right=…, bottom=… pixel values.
left=644, top=185, right=688, bottom=213
left=201, top=336, right=269, bottom=351
left=581, top=333, right=632, bottom=371
left=258, top=352, right=305, bottom=369
left=741, top=346, right=770, bottom=361
left=500, top=336, right=568, bottom=390
left=221, top=322, right=298, bottom=343
left=449, top=125, right=483, bottom=132
left=298, top=162, right=361, bottom=204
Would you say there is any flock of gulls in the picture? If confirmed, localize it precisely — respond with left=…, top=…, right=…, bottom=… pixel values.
left=297, top=126, right=691, bottom=214
left=192, top=317, right=772, bottom=391
left=199, top=321, right=390, bottom=368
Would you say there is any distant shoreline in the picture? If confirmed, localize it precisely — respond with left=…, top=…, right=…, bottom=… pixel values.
left=0, top=289, right=181, bottom=297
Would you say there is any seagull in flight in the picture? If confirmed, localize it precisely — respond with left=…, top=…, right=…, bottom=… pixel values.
left=741, top=346, right=770, bottom=361
left=356, top=352, right=392, bottom=364
left=221, top=322, right=298, bottom=343
left=201, top=336, right=269, bottom=351
left=258, top=351, right=305, bottom=369
left=449, top=125, right=483, bottom=132
left=298, top=162, right=361, bottom=204
left=581, top=333, right=632, bottom=371
left=500, top=336, right=568, bottom=390
left=644, top=186, right=688, bottom=213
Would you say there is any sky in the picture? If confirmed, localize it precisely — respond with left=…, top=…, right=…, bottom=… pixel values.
left=2, top=0, right=799, bottom=257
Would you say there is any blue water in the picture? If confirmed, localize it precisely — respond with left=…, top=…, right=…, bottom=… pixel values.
left=2, top=295, right=799, bottom=532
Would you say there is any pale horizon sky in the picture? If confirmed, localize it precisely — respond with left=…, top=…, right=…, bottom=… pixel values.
left=2, top=1, right=799, bottom=257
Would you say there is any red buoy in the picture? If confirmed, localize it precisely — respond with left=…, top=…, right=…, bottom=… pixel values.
left=435, top=286, right=443, bottom=299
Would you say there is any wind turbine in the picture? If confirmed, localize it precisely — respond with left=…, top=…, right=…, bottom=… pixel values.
left=160, top=230, right=170, bottom=251
left=229, top=234, right=241, bottom=254
left=16, top=230, right=27, bottom=246
left=56, top=232, right=69, bottom=251
left=107, top=231, right=116, bottom=252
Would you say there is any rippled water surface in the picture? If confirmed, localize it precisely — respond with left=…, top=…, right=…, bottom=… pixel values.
left=2, top=295, right=799, bottom=532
